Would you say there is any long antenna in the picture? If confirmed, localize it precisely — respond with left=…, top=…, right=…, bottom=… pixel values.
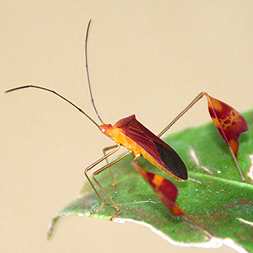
left=5, top=85, right=101, bottom=129
left=85, top=19, right=105, bottom=124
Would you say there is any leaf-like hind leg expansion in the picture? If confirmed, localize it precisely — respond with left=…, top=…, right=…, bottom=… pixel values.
left=102, top=144, right=119, bottom=188
left=131, top=156, right=184, bottom=217
left=132, top=157, right=212, bottom=240
left=158, top=91, right=248, bottom=182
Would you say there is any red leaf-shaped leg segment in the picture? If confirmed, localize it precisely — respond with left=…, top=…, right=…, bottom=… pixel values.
left=132, top=159, right=183, bottom=216
left=206, top=94, right=248, bottom=156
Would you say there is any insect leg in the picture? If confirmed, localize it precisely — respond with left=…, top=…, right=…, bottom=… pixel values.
left=158, top=92, right=246, bottom=182
left=132, top=157, right=212, bottom=239
left=158, top=92, right=206, bottom=137
left=84, top=146, right=120, bottom=202
left=92, top=152, right=130, bottom=219
left=228, top=146, right=246, bottom=181
left=181, top=214, right=212, bottom=239
left=102, top=144, right=120, bottom=187
left=103, top=145, right=119, bottom=164
left=132, top=156, right=184, bottom=216
left=93, top=151, right=130, bottom=177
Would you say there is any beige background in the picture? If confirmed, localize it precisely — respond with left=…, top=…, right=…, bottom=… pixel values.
left=1, top=1, right=253, bottom=253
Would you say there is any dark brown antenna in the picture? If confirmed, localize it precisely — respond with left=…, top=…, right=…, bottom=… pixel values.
left=5, top=85, right=101, bottom=129
left=85, top=19, right=105, bottom=124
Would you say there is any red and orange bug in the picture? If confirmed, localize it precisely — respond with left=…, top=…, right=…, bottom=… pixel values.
left=5, top=19, right=247, bottom=235
left=5, top=20, right=188, bottom=216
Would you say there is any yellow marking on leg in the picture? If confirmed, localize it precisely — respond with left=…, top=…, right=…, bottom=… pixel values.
left=211, top=117, right=220, bottom=128
left=229, top=139, right=238, bottom=155
left=208, top=96, right=223, bottom=112
left=152, top=175, right=164, bottom=188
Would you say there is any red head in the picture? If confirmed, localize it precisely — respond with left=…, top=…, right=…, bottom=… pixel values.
left=99, top=124, right=113, bottom=136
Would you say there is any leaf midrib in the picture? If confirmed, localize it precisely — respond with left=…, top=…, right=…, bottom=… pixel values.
left=190, top=171, right=253, bottom=189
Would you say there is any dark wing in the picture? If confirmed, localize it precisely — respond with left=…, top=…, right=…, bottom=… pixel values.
left=114, top=115, right=188, bottom=180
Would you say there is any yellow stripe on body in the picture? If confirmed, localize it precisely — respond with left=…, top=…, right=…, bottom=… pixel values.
left=107, top=127, right=180, bottom=180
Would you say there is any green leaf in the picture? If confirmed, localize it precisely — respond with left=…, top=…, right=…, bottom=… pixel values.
left=48, top=111, right=253, bottom=253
